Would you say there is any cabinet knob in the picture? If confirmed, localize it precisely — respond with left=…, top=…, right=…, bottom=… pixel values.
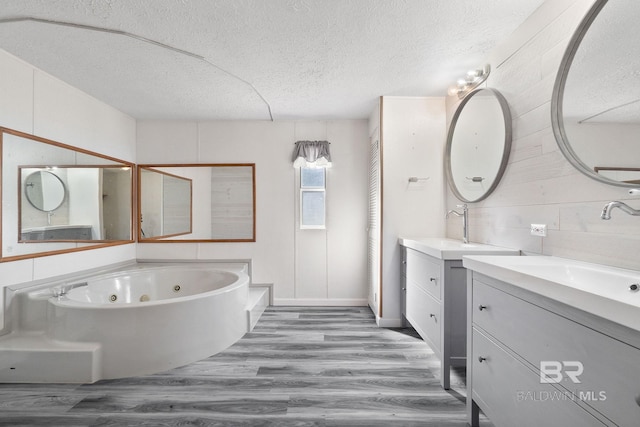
left=478, top=305, right=487, bottom=311
left=430, top=277, right=437, bottom=283
left=478, top=356, right=487, bottom=363
left=402, top=260, right=407, bottom=265
left=430, top=313, right=436, bottom=319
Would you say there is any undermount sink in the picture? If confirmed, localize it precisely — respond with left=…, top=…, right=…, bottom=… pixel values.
left=398, top=237, right=519, bottom=260
left=463, top=255, right=640, bottom=332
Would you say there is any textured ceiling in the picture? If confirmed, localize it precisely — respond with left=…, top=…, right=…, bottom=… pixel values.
left=563, top=0, right=640, bottom=124
left=0, top=0, right=545, bottom=121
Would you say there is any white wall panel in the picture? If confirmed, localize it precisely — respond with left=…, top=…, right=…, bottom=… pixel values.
left=326, top=120, right=369, bottom=301
left=33, top=71, right=135, bottom=161
left=380, top=97, right=446, bottom=323
left=0, top=51, right=33, bottom=133
left=136, top=121, right=198, bottom=163
left=32, top=244, right=136, bottom=281
left=136, top=243, right=200, bottom=260
left=137, top=119, right=368, bottom=305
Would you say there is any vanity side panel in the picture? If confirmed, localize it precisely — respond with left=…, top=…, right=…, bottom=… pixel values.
left=444, top=260, right=467, bottom=364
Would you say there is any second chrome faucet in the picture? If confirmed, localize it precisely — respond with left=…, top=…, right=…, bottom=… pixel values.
left=446, top=203, right=469, bottom=243
left=601, top=201, right=640, bottom=220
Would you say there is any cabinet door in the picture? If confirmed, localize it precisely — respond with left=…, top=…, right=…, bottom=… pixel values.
left=474, top=279, right=640, bottom=426
left=406, top=249, right=441, bottom=300
left=406, top=283, right=441, bottom=355
left=472, top=328, right=606, bottom=427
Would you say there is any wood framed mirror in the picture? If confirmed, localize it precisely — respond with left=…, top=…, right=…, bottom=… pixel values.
left=1, top=127, right=134, bottom=262
left=137, top=164, right=256, bottom=242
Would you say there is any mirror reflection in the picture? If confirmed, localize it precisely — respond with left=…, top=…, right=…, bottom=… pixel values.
left=552, top=0, right=640, bottom=186
left=1, top=127, right=134, bottom=261
left=19, top=166, right=132, bottom=242
left=139, top=167, right=193, bottom=239
left=445, top=88, right=512, bottom=203
left=138, top=164, right=255, bottom=242
left=23, top=170, right=66, bottom=212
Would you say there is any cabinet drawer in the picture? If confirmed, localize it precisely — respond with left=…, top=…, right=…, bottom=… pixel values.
left=406, top=283, right=441, bottom=354
left=472, top=328, right=606, bottom=427
left=473, top=279, right=640, bottom=426
left=405, top=249, right=441, bottom=300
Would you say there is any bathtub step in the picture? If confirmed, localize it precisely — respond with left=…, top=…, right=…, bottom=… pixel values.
left=247, top=285, right=270, bottom=331
left=0, top=332, right=101, bottom=383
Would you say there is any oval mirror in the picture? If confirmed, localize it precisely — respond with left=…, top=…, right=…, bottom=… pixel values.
left=552, top=0, right=640, bottom=186
left=445, top=88, right=512, bottom=203
left=24, top=170, right=66, bottom=212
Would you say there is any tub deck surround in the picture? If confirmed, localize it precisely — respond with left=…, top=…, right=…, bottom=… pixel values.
left=462, top=255, right=640, bottom=333
left=0, top=261, right=266, bottom=383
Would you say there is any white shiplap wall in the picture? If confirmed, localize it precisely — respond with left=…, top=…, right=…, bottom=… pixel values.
left=445, top=0, right=640, bottom=271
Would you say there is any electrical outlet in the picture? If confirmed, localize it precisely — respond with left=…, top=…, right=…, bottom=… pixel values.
left=530, top=224, right=547, bottom=237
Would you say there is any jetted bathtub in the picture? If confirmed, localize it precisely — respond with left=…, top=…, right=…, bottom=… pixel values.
left=2, top=262, right=250, bottom=383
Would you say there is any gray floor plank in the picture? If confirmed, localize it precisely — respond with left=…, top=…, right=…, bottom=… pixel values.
left=0, top=306, right=492, bottom=426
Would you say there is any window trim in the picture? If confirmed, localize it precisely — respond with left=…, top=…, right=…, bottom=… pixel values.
left=299, top=167, right=326, bottom=230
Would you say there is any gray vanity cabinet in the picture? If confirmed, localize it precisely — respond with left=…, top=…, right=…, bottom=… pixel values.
left=467, top=272, right=640, bottom=427
left=402, top=248, right=467, bottom=389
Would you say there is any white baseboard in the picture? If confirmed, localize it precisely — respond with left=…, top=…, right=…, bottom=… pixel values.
left=375, top=316, right=403, bottom=328
left=273, top=298, right=368, bottom=306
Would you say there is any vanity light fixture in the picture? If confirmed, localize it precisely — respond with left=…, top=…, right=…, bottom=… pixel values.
left=448, top=64, right=491, bottom=98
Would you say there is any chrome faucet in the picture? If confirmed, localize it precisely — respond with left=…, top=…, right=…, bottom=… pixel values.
left=52, top=281, right=88, bottom=298
left=446, top=204, right=469, bottom=243
left=601, top=201, right=640, bottom=220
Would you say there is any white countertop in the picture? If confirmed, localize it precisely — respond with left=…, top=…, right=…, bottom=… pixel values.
left=463, top=255, right=640, bottom=333
left=22, top=225, right=92, bottom=233
left=398, top=237, right=519, bottom=260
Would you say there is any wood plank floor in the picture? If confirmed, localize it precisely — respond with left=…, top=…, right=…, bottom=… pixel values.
left=0, top=306, right=492, bottom=426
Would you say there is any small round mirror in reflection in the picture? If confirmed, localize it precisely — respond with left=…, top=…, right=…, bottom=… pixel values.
left=24, top=170, right=66, bottom=212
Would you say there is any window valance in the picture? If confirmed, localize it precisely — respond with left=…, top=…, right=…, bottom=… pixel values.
left=292, top=140, right=332, bottom=168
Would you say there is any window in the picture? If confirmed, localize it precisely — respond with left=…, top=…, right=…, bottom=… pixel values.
left=300, top=167, right=326, bottom=229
